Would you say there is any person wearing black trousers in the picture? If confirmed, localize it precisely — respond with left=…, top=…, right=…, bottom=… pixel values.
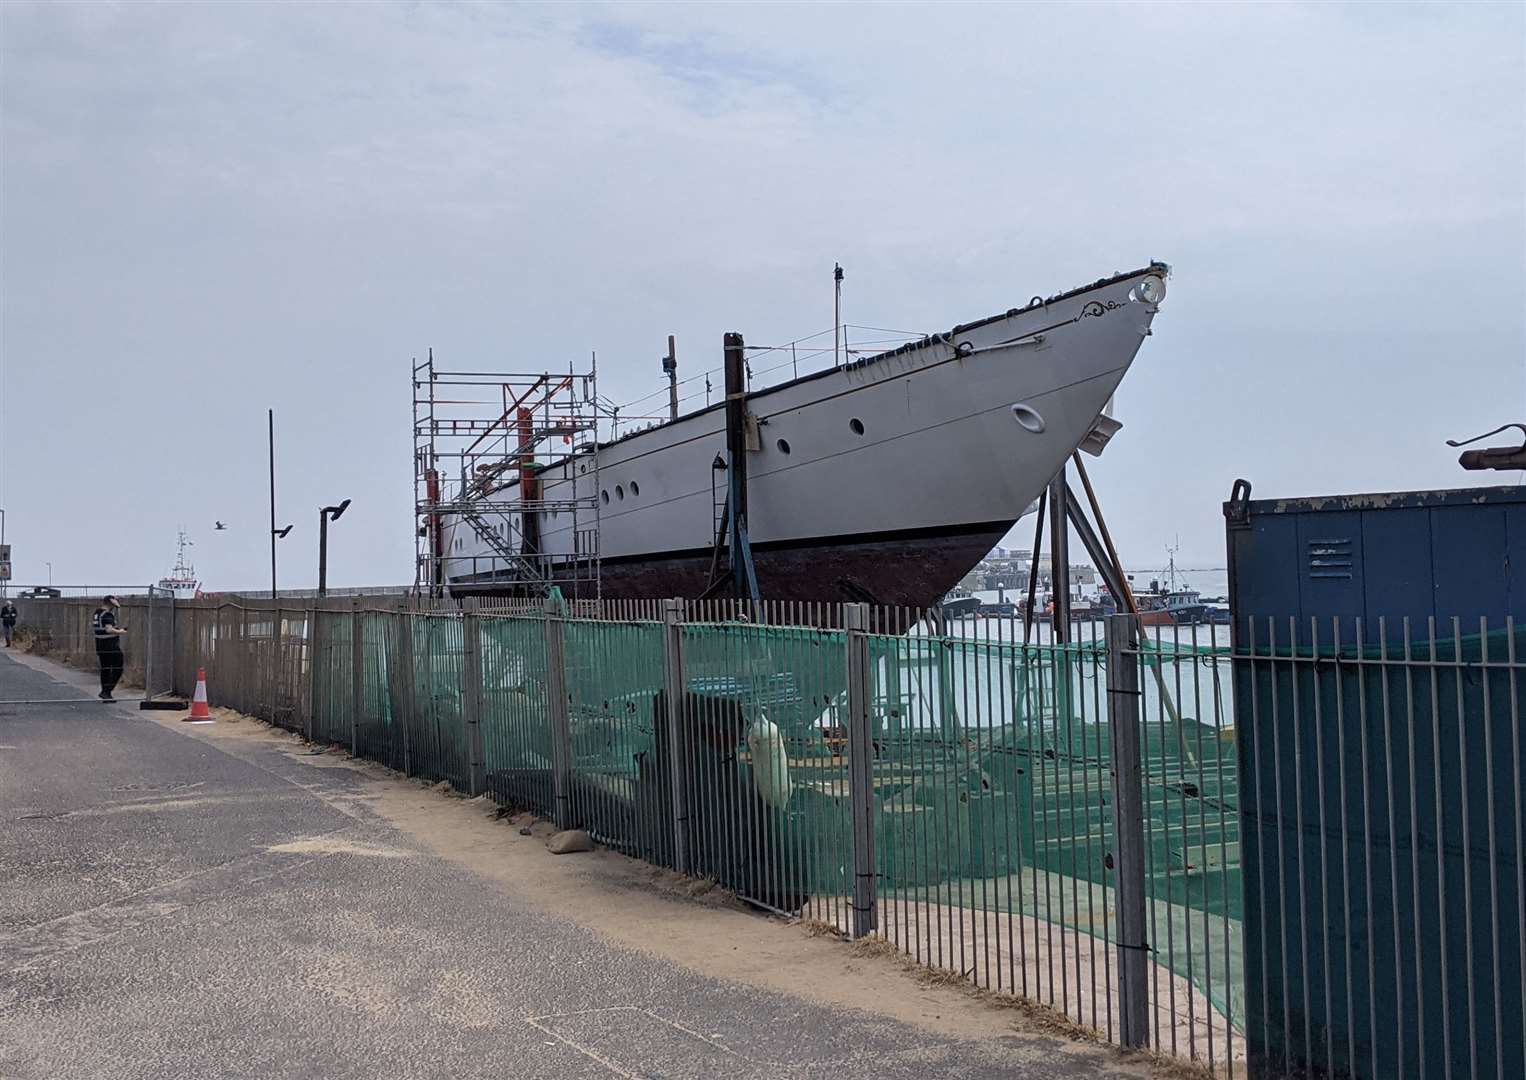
left=92, top=595, right=127, bottom=700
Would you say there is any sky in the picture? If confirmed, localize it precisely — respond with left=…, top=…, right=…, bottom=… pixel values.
left=1, top=1, right=1523, bottom=592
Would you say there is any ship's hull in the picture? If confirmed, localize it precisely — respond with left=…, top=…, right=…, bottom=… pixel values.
left=443, top=264, right=1167, bottom=609
left=592, top=521, right=1005, bottom=607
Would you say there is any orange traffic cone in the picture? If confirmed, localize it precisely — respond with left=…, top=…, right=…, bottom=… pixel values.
left=185, top=668, right=212, bottom=721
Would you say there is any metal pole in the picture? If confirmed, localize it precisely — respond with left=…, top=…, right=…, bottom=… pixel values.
left=461, top=611, right=484, bottom=796
left=664, top=335, right=679, bottom=422
left=269, top=409, right=277, bottom=600
left=833, top=263, right=843, bottom=369
left=318, top=510, right=328, bottom=598
left=304, top=599, right=317, bottom=741
left=1047, top=469, right=1071, bottom=641
left=545, top=602, right=572, bottom=830
left=662, top=598, right=690, bottom=873
left=272, top=602, right=286, bottom=725
left=1106, top=613, right=1149, bottom=1048
left=390, top=609, right=415, bottom=776
left=845, top=602, right=877, bottom=939
left=1023, top=491, right=1047, bottom=648
left=350, top=597, right=362, bottom=756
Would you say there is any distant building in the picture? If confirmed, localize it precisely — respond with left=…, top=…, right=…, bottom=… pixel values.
left=959, top=548, right=1099, bottom=595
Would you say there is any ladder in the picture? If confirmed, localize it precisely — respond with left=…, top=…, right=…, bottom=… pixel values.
left=457, top=504, right=546, bottom=591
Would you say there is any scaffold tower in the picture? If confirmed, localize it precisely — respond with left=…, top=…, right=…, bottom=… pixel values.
left=413, top=351, right=604, bottom=599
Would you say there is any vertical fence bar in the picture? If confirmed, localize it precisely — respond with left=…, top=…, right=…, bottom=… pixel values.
left=273, top=605, right=286, bottom=727
left=662, top=598, right=690, bottom=874
left=462, top=611, right=484, bottom=796
left=1106, top=613, right=1149, bottom=1049
left=305, top=601, right=318, bottom=740
left=393, top=612, right=416, bottom=776
left=845, top=602, right=876, bottom=939
left=350, top=599, right=362, bottom=756
left=545, top=605, right=572, bottom=830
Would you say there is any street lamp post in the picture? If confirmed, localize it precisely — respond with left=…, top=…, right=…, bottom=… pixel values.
left=317, top=499, right=352, bottom=598
left=267, top=408, right=295, bottom=598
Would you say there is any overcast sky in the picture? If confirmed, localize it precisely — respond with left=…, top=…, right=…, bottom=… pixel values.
left=2, top=1, right=1522, bottom=592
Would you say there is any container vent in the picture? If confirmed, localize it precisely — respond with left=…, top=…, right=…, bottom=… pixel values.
left=1307, top=538, right=1354, bottom=580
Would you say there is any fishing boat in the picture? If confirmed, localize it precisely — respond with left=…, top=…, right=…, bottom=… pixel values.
left=440, top=263, right=1170, bottom=610
left=1133, top=546, right=1209, bottom=625
left=939, top=587, right=983, bottom=619
left=156, top=531, right=200, bottom=600
left=1137, top=588, right=1209, bottom=626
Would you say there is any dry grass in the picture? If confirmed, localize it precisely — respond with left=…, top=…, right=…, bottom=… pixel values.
left=846, top=933, right=1225, bottom=1079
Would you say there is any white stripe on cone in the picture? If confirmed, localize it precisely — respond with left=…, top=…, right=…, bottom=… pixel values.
left=186, top=667, right=212, bottom=721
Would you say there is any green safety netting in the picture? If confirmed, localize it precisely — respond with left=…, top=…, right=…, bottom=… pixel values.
left=305, top=609, right=1241, bottom=1033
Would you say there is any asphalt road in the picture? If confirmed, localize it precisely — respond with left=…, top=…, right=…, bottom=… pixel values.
left=0, top=648, right=1153, bottom=1080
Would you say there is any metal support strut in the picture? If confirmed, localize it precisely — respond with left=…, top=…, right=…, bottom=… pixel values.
left=700, top=332, right=762, bottom=610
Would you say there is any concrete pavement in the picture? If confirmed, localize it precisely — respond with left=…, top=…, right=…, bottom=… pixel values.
left=0, top=648, right=1160, bottom=1080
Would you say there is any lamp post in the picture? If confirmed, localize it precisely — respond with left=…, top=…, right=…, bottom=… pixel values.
left=268, top=408, right=295, bottom=598
left=317, top=499, right=352, bottom=598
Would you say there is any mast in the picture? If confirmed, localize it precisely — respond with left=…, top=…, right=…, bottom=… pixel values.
left=833, top=263, right=844, bottom=368
left=663, top=335, right=678, bottom=422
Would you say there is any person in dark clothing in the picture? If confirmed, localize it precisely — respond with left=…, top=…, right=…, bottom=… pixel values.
left=92, top=595, right=127, bottom=700
left=1, top=601, right=16, bottom=647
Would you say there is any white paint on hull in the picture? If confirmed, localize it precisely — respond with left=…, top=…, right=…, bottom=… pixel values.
left=443, top=266, right=1165, bottom=584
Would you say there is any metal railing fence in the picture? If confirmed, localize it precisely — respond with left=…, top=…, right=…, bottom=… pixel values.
left=16, top=595, right=1519, bottom=1078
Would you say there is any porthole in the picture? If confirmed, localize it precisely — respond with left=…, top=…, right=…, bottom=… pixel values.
left=849, top=418, right=865, bottom=436
left=1010, top=403, right=1046, bottom=434
left=601, top=490, right=610, bottom=504
left=615, top=484, right=625, bottom=501
left=776, top=438, right=791, bottom=455
left=630, top=481, right=640, bottom=496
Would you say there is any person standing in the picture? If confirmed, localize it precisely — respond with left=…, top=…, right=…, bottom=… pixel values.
left=1, top=600, right=16, bottom=647
left=92, top=595, right=127, bottom=700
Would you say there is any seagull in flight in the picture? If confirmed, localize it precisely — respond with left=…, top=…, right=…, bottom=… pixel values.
left=214, top=521, right=228, bottom=531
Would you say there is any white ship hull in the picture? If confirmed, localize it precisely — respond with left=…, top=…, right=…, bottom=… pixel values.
left=441, top=264, right=1167, bottom=609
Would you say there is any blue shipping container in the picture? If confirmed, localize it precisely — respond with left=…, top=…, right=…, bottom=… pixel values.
left=1226, top=483, right=1525, bottom=1080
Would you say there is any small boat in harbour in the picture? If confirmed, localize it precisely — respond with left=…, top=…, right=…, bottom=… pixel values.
left=1133, top=546, right=1209, bottom=626
left=940, top=587, right=983, bottom=619
left=156, top=531, right=200, bottom=600
left=1138, top=588, right=1209, bottom=626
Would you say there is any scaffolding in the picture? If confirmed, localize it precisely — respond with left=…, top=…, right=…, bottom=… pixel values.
left=413, top=352, right=604, bottom=600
